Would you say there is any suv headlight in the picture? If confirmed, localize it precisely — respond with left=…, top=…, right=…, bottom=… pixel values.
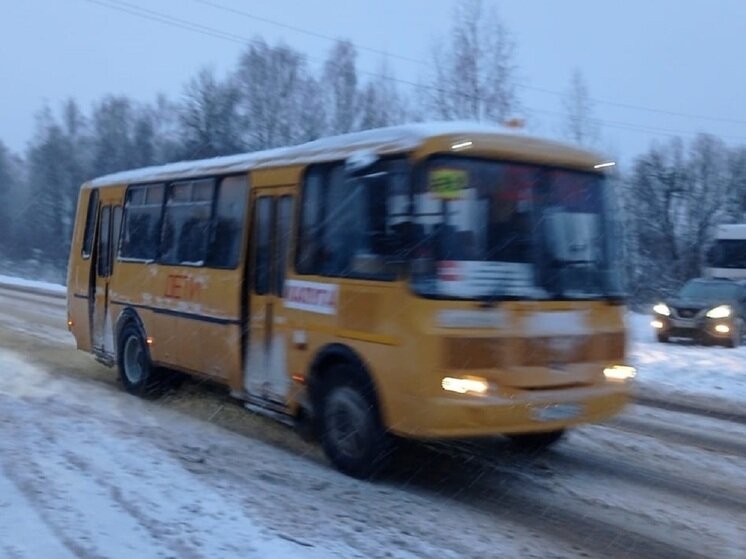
left=705, top=305, right=731, bottom=319
left=653, top=303, right=671, bottom=316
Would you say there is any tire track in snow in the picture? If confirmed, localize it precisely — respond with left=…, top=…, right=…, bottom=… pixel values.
left=407, top=442, right=739, bottom=559
left=608, top=416, right=746, bottom=457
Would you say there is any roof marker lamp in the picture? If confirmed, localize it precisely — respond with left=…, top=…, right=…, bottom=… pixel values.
left=442, top=376, right=488, bottom=395
left=706, top=305, right=731, bottom=319
left=653, top=303, right=671, bottom=316
left=594, top=161, right=616, bottom=169
left=451, top=140, right=473, bottom=151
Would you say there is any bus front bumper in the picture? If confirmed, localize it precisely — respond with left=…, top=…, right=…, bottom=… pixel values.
left=390, top=383, right=630, bottom=439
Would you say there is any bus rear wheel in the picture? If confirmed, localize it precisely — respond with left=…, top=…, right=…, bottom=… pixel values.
left=118, top=322, right=166, bottom=398
left=508, top=429, right=565, bottom=451
left=319, top=366, right=390, bottom=479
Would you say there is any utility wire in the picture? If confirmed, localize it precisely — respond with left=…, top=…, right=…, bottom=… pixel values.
left=80, top=0, right=746, bottom=142
left=190, top=0, right=424, bottom=66
left=190, top=0, right=746, bottom=127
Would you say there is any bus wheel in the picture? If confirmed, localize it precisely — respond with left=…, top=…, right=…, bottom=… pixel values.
left=508, top=429, right=565, bottom=451
left=118, top=323, right=164, bottom=397
left=320, top=366, right=390, bottom=479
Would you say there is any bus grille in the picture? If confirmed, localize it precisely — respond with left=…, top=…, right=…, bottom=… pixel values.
left=443, top=333, right=624, bottom=369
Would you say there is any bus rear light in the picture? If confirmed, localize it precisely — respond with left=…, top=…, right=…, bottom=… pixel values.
left=442, top=376, right=489, bottom=395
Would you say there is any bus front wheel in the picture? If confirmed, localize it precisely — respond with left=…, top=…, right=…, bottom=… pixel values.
left=117, top=322, right=165, bottom=398
left=319, top=366, right=391, bottom=479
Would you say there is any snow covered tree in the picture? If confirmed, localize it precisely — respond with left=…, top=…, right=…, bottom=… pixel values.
left=323, top=40, right=359, bottom=134
left=22, top=106, right=87, bottom=268
left=178, top=68, right=245, bottom=159
left=428, top=0, right=520, bottom=122
left=357, top=59, right=410, bottom=130
left=0, top=141, right=22, bottom=253
left=90, top=96, right=140, bottom=177
left=236, top=40, right=318, bottom=149
left=623, top=135, right=732, bottom=301
left=562, top=69, right=600, bottom=147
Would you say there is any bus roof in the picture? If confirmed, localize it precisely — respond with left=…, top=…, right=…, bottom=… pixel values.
left=87, top=121, right=608, bottom=188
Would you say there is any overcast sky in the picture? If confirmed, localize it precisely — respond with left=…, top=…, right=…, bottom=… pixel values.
left=3, top=0, right=746, bottom=163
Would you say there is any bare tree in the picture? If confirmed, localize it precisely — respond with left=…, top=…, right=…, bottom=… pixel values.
left=562, top=68, right=600, bottom=147
left=357, top=59, right=410, bottom=130
left=236, top=39, right=317, bottom=149
left=429, top=0, right=520, bottom=122
left=0, top=141, right=23, bottom=254
left=323, top=40, right=359, bottom=134
left=624, top=134, right=732, bottom=300
left=178, top=67, right=245, bottom=159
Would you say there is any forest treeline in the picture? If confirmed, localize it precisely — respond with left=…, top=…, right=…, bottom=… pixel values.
left=1, top=0, right=743, bottom=302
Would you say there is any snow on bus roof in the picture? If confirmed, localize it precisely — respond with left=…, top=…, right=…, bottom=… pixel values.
left=88, top=121, right=596, bottom=187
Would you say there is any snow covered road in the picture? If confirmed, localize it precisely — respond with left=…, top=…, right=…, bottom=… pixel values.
left=0, top=285, right=744, bottom=558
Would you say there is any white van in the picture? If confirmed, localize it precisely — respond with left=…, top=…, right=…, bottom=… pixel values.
left=706, top=224, right=746, bottom=280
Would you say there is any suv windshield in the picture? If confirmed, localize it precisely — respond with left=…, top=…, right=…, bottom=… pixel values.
left=677, top=280, right=740, bottom=301
left=409, top=156, right=621, bottom=300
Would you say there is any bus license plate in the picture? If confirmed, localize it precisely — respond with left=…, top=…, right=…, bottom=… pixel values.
left=532, top=403, right=584, bottom=422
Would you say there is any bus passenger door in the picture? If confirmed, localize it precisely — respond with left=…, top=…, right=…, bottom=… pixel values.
left=91, top=204, right=122, bottom=356
left=245, top=188, right=294, bottom=404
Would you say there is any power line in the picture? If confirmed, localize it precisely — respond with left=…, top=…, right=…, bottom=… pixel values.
left=190, top=0, right=423, bottom=66
left=189, top=0, right=746, bottom=128
left=80, top=0, right=746, bottom=142
left=81, top=0, right=432, bottom=93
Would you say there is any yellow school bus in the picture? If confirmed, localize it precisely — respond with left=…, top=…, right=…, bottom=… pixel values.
left=67, top=123, right=635, bottom=477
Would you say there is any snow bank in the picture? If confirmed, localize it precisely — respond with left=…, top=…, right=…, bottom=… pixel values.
left=627, top=312, right=746, bottom=410
left=0, top=273, right=66, bottom=298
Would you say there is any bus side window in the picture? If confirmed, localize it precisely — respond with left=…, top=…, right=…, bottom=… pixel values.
left=207, top=175, right=248, bottom=269
left=296, top=171, right=323, bottom=274
left=82, top=189, right=99, bottom=258
left=254, top=197, right=272, bottom=295
left=275, top=196, right=294, bottom=294
left=121, top=184, right=164, bottom=261
left=160, top=180, right=214, bottom=266
left=97, top=207, right=112, bottom=277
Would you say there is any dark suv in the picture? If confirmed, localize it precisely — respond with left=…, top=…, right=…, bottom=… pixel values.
left=651, top=279, right=746, bottom=347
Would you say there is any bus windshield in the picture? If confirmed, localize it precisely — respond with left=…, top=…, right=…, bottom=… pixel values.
left=409, top=156, right=621, bottom=300
left=708, top=239, right=746, bottom=268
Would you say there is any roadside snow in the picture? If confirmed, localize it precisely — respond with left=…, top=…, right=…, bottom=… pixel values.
left=0, top=274, right=65, bottom=297
left=0, top=349, right=577, bottom=559
left=627, top=312, right=746, bottom=408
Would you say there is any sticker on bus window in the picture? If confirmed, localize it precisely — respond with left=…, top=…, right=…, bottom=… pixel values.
left=429, top=168, right=468, bottom=199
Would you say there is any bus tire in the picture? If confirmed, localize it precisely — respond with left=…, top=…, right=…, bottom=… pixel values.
left=508, top=429, right=565, bottom=450
left=117, top=322, right=165, bottom=398
left=319, top=364, right=391, bottom=479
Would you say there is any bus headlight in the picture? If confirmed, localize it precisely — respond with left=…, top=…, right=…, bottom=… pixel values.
left=705, top=305, right=731, bottom=319
left=652, top=303, right=671, bottom=316
left=603, top=365, right=637, bottom=381
left=442, top=376, right=489, bottom=395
